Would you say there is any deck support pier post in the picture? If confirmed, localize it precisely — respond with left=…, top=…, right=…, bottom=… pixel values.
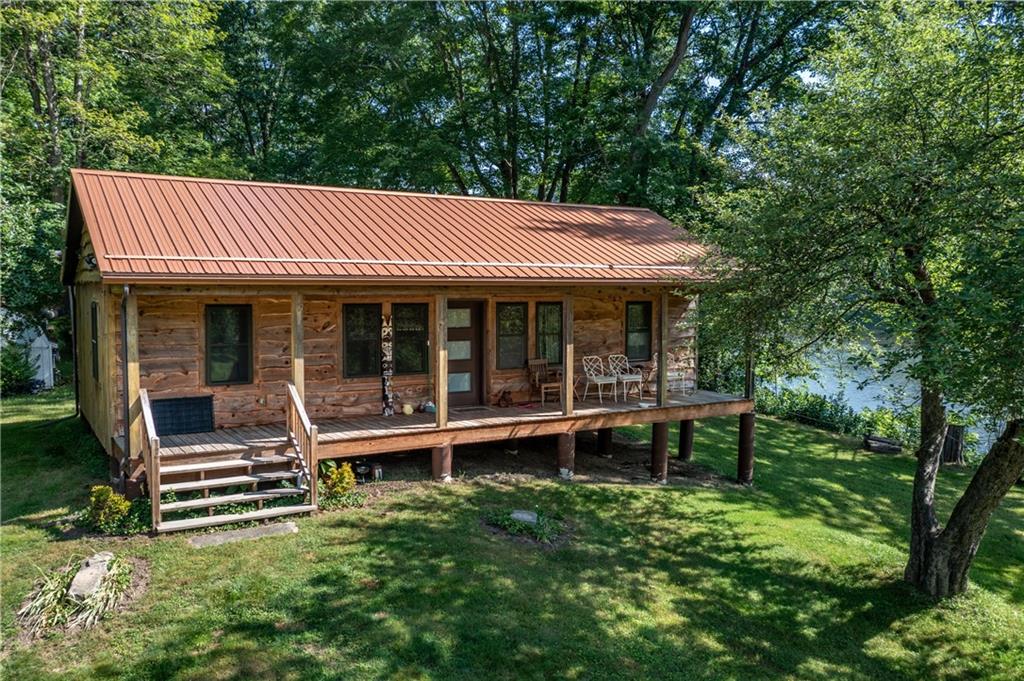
left=651, top=421, right=669, bottom=484
left=557, top=432, right=575, bottom=480
left=504, top=438, right=519, bottom=455
left=678, top=420, right=694, bottom=462
left=737, top=412, right=755, bottom=485
left=597, top=428, right=613, bottom=457
left=432, top=443, right=453, bottom=482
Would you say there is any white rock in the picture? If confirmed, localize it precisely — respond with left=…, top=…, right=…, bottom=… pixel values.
left=510, top=510, right=538, bottom=524
left=67, top=551, right=115, bottom=600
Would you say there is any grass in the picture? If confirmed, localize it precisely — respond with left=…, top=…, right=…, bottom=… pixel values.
left=1, top=388, right=1022, bottom=680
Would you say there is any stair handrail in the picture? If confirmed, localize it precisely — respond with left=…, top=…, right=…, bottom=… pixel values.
left=285, top=382, right=318, bottom=507
left=139, top=389, right=161, bottom=530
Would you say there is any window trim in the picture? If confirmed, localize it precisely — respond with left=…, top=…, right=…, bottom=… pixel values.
left=392, top=302, right=429, bottom=375
left=625, top=301, right=653, bottom=362
left=343, top=303, right=382, bottom=379
left=90, top=301, right=99, bottom=381
left=204, top=304, right=254, bottom=386
left=535, top=301, right=563, bottom=366
left=495, top=302, right=528, bottom=370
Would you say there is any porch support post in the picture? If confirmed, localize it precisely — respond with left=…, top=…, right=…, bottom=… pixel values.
left=597, top=428, right=613, bottom=457
left=678, top=420, right=694, bottom=462
left=291, top=292, right=304, bottom=400
left=557, top=432, right=575, bottom=479
left=432, top=443, right=452, bottom=482
left=561, top=294, right=574, bottom=415
left=656, top=290, right=669, bottom=407
left=738, top=412, right=755, bottom=485
left=123, top=286, right=141, bottom=462
left=651, top=421, right=669, bottom=484
left=435, top=294, right=448, bottom=429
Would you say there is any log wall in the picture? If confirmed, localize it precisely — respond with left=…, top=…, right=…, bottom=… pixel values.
left=95, top=285, right=698, bottom=434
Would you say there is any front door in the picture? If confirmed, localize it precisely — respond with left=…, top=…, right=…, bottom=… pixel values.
left=447, top=301, right=483, bottom=407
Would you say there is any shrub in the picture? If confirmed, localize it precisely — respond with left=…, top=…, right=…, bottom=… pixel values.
left=83, top=486, right=150, bottom=535
left=755, top=385, right=923, bottom=450
left=318, top=462, right=364, bottom=511
left=322, top=462, right=356, bottom=497
left=1, top=342, right=37, bottom=395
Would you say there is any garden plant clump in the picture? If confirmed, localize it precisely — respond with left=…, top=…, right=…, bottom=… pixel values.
left=80, top=485, right=150, bottom=536
left=483, top=508, right=566, bottom=545
left=17, top=555, right=133, bottom=637
left=318, top=461, right=367, bottom=511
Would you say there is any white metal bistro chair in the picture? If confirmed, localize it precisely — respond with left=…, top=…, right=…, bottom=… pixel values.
left=581, top=355, right=617, bottom=404
left=608, top=354, right=643, bottom=401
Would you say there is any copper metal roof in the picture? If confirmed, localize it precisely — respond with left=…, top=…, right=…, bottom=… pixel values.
left=65, top=169, right=705, bottom=285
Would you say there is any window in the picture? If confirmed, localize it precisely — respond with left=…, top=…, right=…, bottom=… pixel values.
left=536, top=302, right=563, bottom=365
left=205, top=305, right=253, bottom=385
left=344, top=303, right=381, bottom=378
left=625, top=301, right=652, bottom=361
left=496, top=303, right=527, bottom=369
left=393, top=303, right=428, bottom=374
left=90, top=301, right=99, bottom=380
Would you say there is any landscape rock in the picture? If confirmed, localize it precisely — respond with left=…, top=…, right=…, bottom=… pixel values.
left=510, top=510, right=538, bottom=524
left=67, top=551, right=115, bottom=600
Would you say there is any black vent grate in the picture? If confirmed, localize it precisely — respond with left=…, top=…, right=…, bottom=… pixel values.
left=151, top=395, right=214, bottom=436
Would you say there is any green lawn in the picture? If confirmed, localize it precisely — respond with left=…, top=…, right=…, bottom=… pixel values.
left=2, top=387, right=1022, bottom=680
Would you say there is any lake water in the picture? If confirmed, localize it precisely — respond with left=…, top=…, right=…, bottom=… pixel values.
left=779, top=350, right=1002, bottom=451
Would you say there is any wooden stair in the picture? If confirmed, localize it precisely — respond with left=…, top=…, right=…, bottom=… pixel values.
left=140, top=384, right=320, bottom=534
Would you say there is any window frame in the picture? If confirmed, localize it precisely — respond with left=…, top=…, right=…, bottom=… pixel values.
left=343, top=303, right=382, bottom=379
left=204, top=304, right=254, bottom=386
left=495, top=302, right=528, bottom=370
left=625, top=301, right=653, bottom=362
left=392, top=302, right=429, bottom=375
left=90, top=301, right=99, bottom=381
left=535, top=301, right=563, bottom=366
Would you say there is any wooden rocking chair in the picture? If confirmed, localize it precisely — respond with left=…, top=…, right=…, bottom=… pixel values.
left=528, top=358, right=561, bottom=407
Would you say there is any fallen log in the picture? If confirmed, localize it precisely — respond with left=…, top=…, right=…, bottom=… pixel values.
left=864, top=434, right=902, bottom=454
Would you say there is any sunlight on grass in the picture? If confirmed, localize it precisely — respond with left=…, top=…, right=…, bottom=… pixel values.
left=2, top=390, right=1022, bottom=679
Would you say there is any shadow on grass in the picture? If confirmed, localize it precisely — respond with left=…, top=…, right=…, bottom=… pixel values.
left=92, top=482, right=1022, bottom=681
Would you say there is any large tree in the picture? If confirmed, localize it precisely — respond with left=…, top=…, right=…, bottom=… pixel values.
left=695, top=1, right=1024, bottom=597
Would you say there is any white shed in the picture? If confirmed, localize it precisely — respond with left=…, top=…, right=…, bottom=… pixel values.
left=0, top=313, right=58, bottom=390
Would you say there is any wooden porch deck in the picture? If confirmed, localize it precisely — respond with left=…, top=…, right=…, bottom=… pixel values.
left=152, top=390, right=752, bottom=461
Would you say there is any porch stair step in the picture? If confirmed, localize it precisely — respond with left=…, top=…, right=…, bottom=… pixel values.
left=160, top=470, right=298, bottom=493
left=161, top=487, right=308, bottom=512
left=160, top=454, right=298, bottom=476
left=155, top=504, right=316, bottom=534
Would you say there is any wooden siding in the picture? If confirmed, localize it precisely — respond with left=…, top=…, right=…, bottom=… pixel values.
left=91, top=285, right=698, bottom=441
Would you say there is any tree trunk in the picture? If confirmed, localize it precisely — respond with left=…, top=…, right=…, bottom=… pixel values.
left=903, top=383, right=946, bottom=589
left=905, top=417, right=1024, bottom=598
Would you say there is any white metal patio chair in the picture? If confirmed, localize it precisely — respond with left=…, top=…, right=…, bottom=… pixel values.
left=608, top=353, right=643, bottom=401
left=581, top=355, right=617, bottom=404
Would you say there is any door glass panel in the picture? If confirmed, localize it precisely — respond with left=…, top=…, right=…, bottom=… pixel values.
left=449, top=340, right=472, bottom=361
left=447, top=308, right=471, bottom=328
left=449, top=372, right=472, bottom=392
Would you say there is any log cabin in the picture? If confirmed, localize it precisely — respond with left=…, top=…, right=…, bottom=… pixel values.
left=62, top=169, right=755, bottom=533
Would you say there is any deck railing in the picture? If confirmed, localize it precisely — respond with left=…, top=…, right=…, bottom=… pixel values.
left=139, top=389, right=161, bottom=529
left=286, top=382, right=318, bottom=508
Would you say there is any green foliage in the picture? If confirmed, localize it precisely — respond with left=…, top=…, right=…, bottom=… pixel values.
left=318, top=462, right=364, bottom=511
left=17, top=555, right=133, bottom=637
left=1, top=342, right=38, bottom=395
left=483, top=508, right=564, bottom=544
left=83, top=485, right=149, bottom=535
left=322, top=462, right=356, bottom=497
left=694, top=1, right=1024, bottom=424
left=756, top=386, right=921, bottom=450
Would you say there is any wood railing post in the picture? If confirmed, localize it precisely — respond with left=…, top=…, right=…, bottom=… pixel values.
left=291, top=292, right=305, bottom=401
left=150, top=437, right=160, bottom=529
left=435, top=294, right=448, bottom=429
left=309, top=424, right=318, bottom=507
left=562, top=295, right=574, bottom=415
left=657, top=290, right=669, bottom=407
